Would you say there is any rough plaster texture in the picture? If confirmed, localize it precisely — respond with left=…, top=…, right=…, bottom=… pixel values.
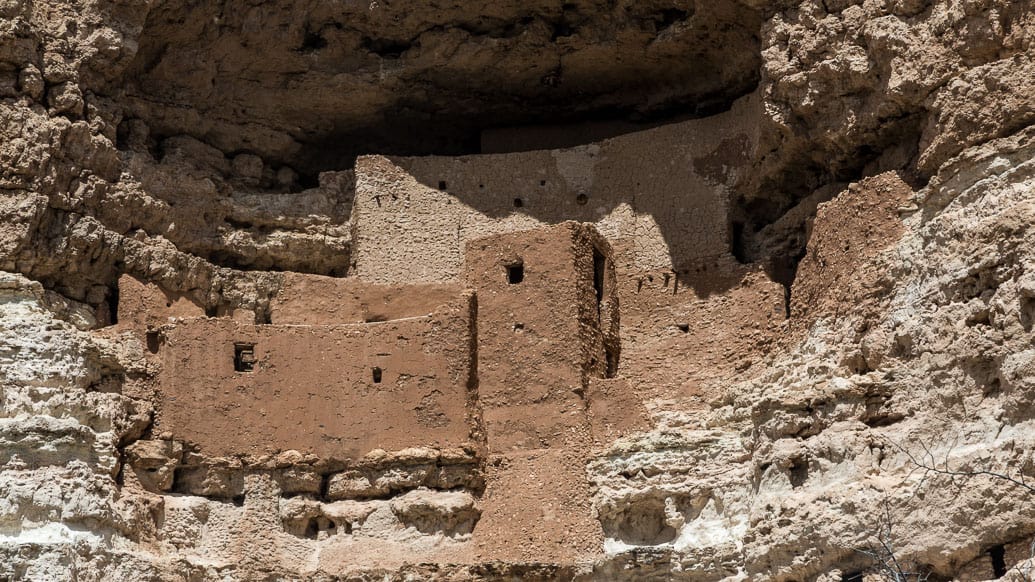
left=270, top=272, right=463, bottom=325
left=116, top=272, right=479, bottom=461
left=464, top=222, right=619, bottom=451
left=4, top=0, right=1035, bottom=580
left=448, top=224, right=621, bottom=565
left=152, top=312, right=476, bottom=460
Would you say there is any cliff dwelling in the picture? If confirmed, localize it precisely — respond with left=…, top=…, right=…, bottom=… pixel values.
left=6, top=1, right=1035, bottom=580
left=101, top=103, right=788, bottom=569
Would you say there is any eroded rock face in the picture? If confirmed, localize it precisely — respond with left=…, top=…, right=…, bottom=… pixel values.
left=4, top=0, right=1035, bottom=580
left=120, top=0, right=766, bottom=172
left=737, top=0, right=1035, bottom=259
left=590, top=129, right=1035, bottom=580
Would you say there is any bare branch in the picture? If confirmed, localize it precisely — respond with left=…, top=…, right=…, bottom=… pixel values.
left=885, top=437, right=1035, bottom=496
left=849, top=438, right=1035, bottom=581
left=852, top=495, right=930, bottom=582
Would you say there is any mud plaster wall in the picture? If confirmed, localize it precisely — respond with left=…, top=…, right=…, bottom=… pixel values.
left=117, top=274, right=206, bottom=328
left=270, top=272, right=464, bottom=325
left=456, top=222, right=617, bottom=563
left=351, top=95, right=759, bottom=285
left=790, top=172, right=913, bottom=330
left=480, top=118, right=664, bottom=154
left=151, top=293, right=476, bottom=460
left=348, top=92, right=783, bottom=410
left=463, top=222, right=617, bottom=453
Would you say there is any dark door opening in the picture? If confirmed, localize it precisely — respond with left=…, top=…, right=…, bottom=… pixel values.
left=105, top=284, right=119, bottom=326
left=507, top=262, right=524, bottom=284
left=592, top=248, right=606, bottom=312
left=990, top=544, right=1007, bottom=578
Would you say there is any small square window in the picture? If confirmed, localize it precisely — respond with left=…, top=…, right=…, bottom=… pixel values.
left=507, top=262, right=524, bottom=284
left=372, top=367, right=383, bottom=383
left=234, top=343, right=255, bottom=372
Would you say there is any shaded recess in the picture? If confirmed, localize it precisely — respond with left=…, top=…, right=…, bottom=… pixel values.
left=730, top=115, right=926, bottom=300
left=118, top=0, right=765, bottom=177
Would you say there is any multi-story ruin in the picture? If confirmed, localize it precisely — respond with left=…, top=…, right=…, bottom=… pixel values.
left=8, top=2, right=1035, bottom=578
left=101, top=98, right=788, bottom=570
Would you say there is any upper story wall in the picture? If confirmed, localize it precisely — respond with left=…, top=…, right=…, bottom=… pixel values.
left=117, top=274, right=206, bottom=327
left=351, top=94, right=758, bottom=285
left=148, top=290, right=477, bottom=460
left=270, top=272, right=464, bottom=325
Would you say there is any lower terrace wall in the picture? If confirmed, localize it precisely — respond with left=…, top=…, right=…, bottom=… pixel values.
left=351, top=94, right=758, bottom=285
left=151, top=291, right=477, bottom=460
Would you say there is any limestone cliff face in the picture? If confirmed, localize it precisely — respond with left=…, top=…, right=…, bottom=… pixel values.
left=2, top=0, right=1035, bottom=580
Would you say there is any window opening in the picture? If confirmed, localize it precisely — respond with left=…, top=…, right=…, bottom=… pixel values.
left=789, top=458, right=808, bottom=488
left=605, top=347, right=618, bottom=379
left=592, top=248, right=606, bottom=305
left=234, top=343, right=256, bottom=372
left=106, top=285, right=119, bottom=325
left=146, top=331, right=160, bottom=354
left=507, top=262, right=524, bottom=284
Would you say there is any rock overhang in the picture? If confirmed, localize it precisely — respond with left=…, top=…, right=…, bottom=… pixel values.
left=118, top=0, right=766, bottom=174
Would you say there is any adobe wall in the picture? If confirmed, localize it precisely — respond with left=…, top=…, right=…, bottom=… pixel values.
left=151, top=291, right=477, bottom=460
left=118, top=226, right=640, bottom=565
left=270, top=272, right=464, bottom=325
left=117, top=273, right=206, bottom=328
left=463, top=222, right=618, bottom=452
left=346, top=94, right=787, bottom=417
left=480, top=118, right=656, bottom=153
left=456, top=222, right=618, bottom=563
left=351, top=94, right=759, bottom=285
